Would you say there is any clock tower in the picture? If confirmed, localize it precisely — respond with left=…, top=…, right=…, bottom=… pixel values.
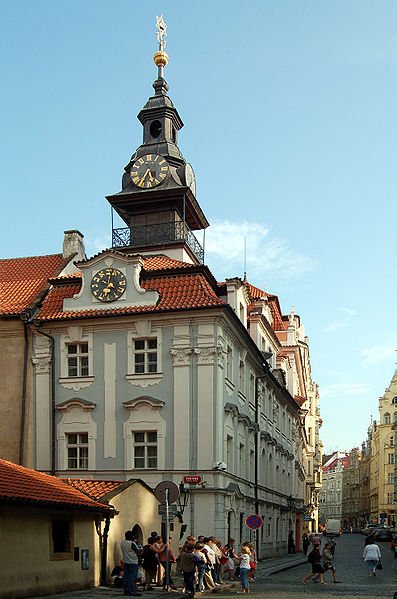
left=106, top=16, right=209, bottom=265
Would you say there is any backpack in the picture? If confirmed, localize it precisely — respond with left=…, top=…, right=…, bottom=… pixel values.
left=307, top=550, right=315, bottom=563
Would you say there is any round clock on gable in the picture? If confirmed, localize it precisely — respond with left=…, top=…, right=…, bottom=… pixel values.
left=130, top=154, right=169, bottom=189
left=91, top=268, right=127, bottom=302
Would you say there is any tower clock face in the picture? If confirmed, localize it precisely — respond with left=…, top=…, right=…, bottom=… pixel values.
left=130, top=154, right=169, bottom=188
left=91, top=268, right=127, bottom=302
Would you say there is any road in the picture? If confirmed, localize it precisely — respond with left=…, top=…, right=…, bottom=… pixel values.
left=253, top=533, right=397, bottom=598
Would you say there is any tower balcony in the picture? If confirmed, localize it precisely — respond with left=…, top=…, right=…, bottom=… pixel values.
left=112, top=222, right=204, bottom=264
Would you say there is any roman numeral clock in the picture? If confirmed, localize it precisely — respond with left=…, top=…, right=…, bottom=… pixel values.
left=130, top=154, right=169, bottom=189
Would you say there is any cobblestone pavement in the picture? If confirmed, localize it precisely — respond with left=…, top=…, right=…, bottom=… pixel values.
left=25, top=534, right=397, bottom=599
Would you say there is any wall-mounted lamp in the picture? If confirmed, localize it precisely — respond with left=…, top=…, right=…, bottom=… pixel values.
left=177, top=483, right=190, bottom=515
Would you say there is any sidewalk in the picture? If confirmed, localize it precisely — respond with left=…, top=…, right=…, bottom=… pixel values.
left=24, top=553, right=307, bottom=598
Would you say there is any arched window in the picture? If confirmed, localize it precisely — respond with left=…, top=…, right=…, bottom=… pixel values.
left=131, top=524, right=143, bottom=544
left=385, top=412, right=391, bottom=425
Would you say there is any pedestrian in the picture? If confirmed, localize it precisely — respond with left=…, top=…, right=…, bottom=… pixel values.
left=120, top=530, right=142, bottom=597
left=179, top=542, right=198, bottom=598
left=311, top=532, right=321, bottom=548
left=223, top=538, right=238, bottom=580
left=302, top=533, right=310, bottom=555
left=302, top=545, right=325, bottom=584
left=319, top=542, right=341, bottom=583
left=157, top=536, right=177, bottom=590
left=247, top=543, right=257, bottom=582
left=288, top=531, right=296, bottom=554
left=194, top=542, right=208, bottom=592
left=141, top=537, right=159, bottom=590
left=363, top=538, right=381, bottom=576
left=238, top=544, right=251, bottom=593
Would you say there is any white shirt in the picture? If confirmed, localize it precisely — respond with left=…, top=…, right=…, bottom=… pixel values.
left=363, top=543, right=381, bottom=561
left=240, top=554, right=251, bottom=569
left=203, top=544, right=216, bottom=565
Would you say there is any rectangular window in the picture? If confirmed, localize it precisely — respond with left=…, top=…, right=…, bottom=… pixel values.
left=134, top=339, right=158, bottom=374
left=66, top=433, right=88, bottom=469
left=388, top=492, right=394, bottom=504
left=67, top=343, right=89, bottom=377
left=388, top=472, right=395, bottom=485
left=51, top=519, right=72, bottom=559
left=388, top=453, right=395, bottom=464
left=133, top=431, right=157, bottom=468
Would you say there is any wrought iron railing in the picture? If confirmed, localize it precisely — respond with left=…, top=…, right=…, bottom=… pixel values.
left=112, top=222, right=204, bottom=263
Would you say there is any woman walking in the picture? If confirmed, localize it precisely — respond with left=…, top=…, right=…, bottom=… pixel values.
left=302, top=545, right=325, bottom=584
left=363, top=538, right=381, bottom=576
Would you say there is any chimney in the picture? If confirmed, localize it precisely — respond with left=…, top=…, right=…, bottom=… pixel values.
left=63, top=230, right=86, bottom=262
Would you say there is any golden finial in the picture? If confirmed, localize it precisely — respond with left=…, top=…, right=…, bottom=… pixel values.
left=154, top=15, right=169, bottom=74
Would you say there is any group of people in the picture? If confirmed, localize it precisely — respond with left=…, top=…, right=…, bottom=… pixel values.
left=302, top=534, right=340, bottom=585
left=119, top=531, right=258, bottom=597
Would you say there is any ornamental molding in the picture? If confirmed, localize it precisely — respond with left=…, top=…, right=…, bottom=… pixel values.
left=59, top=377, right=94, bottom=391
left=194, top=345, right=224, bottom=366
left=169, top=347, right=193, bottom=366
left=32, top=356, right=51, bottom=374
left=123, top=396, right=165, bottom=411
left=57, top=398, right=96, bottom=412
left=126, top=373, right=162, bottom=388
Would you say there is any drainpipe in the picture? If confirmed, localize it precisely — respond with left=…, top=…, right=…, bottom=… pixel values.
left=96, top=511, right=114, bottom=586
left=255, top=367, right=269, bottom=559
left=18, top=317, right=30, bottom=465
left=34, top=322, right=56, bottom=475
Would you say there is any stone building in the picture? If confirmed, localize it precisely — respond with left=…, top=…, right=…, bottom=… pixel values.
left=319, top=451, right=348, bottom=524
left=0, top=24, right=322, bottom=558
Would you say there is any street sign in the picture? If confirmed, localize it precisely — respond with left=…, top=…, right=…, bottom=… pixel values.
left=246, top=514, right=263, bottom=529
left=154, top=480, right=180, bottom=504
left=303, top=515, right=312, bottom=521
left=158, top=504, right=178, bottom=517
left=183, top=475, right=202, bottom=484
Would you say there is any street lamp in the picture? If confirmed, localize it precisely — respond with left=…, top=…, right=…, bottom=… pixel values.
left=177, top=482, right=190, bottom=515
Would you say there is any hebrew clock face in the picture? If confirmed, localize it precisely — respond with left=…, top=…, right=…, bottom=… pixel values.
left=91, top=268, right=127, bottom=302
left=130, top=154, right=169, bottom=188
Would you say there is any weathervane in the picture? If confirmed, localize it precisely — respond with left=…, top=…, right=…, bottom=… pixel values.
left=156, top=15, right=167, bottom=51
left=153, top=15, right=169, bottom=83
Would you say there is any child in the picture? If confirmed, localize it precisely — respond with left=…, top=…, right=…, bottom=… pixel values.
left=238, top=545, right=251, bottom=593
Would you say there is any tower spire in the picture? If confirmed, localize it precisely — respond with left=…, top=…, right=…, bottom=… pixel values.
left=153, top=15, right=169, bottom=95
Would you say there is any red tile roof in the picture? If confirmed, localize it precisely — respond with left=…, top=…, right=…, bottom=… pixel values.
left=294, top=395, right=307, bottom=407
left=244, top=282, right=287, bottom=332
left=0, top=254, right=67, bottom=316
left=0, top=459, right=111, bottom=512
left=67, top=479, right=124, bottom=500
left=37, top=260, right=225, bottom=321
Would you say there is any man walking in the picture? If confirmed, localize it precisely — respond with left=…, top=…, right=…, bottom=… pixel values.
left=120, top=530, right=142, bottom=597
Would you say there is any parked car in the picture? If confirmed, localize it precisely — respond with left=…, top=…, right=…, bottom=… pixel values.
left=374, top=528, right=394, bottom=541
left=361, top=524, right=379, bottom=535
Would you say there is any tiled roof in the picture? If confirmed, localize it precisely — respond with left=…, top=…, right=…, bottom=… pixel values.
left=0, top=254, right=67, bottom=316
left=0, top=459, right=111, bottom=512
left=67, top=479, right=124, bottom=500
left=244, top=282, right=287, bottom=331
left=37, top=267, right=225, bottom=321
left=294, top=395, right=307, bottom=407
left=143, top=255, right=194, bottom=271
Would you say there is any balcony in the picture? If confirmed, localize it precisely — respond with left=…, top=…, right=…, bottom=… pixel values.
left=112, top=222, right=204, bottom=264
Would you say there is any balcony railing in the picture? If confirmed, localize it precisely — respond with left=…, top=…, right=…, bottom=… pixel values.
left=112, top=221, right=204, bottom=264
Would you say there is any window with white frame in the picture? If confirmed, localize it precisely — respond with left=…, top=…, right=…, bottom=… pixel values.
left=133, top=339, right=158, bottom=374
left=388, top=472, right=395, bottom=485
left=388, top=453, right=395, bottom=464
left=388, top=492, right=394, bottom=504
left=67, top=343, right=89, bottom=377
left=133, top=431, right=157, bottom=468
left=66, top=433, right=88, bottom=469
left=385, top=412, right=391, bottom=425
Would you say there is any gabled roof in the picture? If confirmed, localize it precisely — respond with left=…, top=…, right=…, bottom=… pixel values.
left=37, top=256, right=225, bottom=322
left=0, top=459, right=111, bottom=512
left=244, top=282, right=287, bottom=332
left=0, top=254, right=67, bottom=316
left=66, top=478, right=155, bottom=502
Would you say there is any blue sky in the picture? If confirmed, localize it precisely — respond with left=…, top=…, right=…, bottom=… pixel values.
left=1, top=1, right=396, bottom=452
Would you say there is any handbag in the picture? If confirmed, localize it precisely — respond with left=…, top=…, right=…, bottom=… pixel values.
left=376, top=561, right=383, bottom=570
